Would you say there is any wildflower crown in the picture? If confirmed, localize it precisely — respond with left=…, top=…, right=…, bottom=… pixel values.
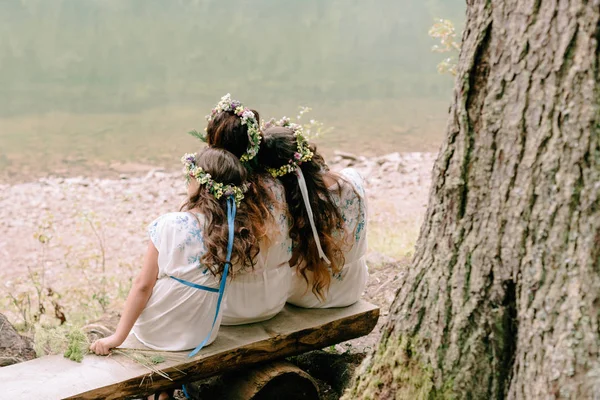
left=263, top=117, right=314, bottom=178
left=182, top=153, right=249, bottom=206
left=205, top=93, right=262, bottom=163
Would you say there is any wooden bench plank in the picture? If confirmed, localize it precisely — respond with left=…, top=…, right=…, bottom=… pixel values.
left=0, top=301, right=379, bottom=400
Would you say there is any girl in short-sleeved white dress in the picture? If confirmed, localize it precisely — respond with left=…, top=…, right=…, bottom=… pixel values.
left=133, top=179, right=293, bottom=348
left=133, top=212, right=222, bottom=350
left=287, top=168, right=368, bottom=308
left=221, top=178, right=292, bottom=325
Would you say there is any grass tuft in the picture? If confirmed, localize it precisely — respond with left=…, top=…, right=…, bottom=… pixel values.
left=34, top=324, right=90, bottom=362
left=368, top=218, right=421, bottom=260
left=113, top=349, right=171, bottom=380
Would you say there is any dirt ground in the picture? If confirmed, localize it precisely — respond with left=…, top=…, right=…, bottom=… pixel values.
left=0, top=152, right=436, bottom=355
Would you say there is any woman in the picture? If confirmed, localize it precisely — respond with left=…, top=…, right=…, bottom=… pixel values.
left=204, top=94, right=292, bottom=324
left=258, top=121, right=368, bottom=308
left=91, top=147, right=258, bottom=400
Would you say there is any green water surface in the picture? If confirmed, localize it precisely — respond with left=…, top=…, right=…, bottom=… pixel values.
left=0, top=0, right=465, bottom=182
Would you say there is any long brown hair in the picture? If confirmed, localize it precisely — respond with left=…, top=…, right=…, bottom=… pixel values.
left=258, top=127, right=349, bottom=299
left=206, top=109, right=261, bottom=160
left=180, top=148, right=261, bottom=276
left=206, top=109, right=276, bottom=244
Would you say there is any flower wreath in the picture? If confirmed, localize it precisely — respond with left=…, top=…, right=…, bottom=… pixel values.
left=263, top=117, right=314, bottom=178
left=203, top=93, right=262, bottom=163
left=181, top=153, right=249, bottom=206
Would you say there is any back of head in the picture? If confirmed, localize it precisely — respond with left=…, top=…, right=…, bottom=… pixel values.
left=257, top=126, right=301, bottom=170
left=181, top=147, right=259, bottom=275
left=203, top=96, right=275, bottom=245
left=259, top=127, right=347, bottom=299
left=206, top=110, right=260, bottom=160
left=196, top=147, right=247, bottom=186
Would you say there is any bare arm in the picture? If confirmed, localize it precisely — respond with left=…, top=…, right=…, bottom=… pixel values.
left=90, top=241, right=159, bottom=355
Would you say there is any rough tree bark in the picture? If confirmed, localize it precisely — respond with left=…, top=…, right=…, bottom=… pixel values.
left=346, top=0, right=600, bottom=398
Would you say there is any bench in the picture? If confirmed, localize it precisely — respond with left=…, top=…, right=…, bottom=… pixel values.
left=0, top=301, right=379, bottom=399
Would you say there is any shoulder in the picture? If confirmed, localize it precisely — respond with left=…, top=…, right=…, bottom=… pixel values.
left=262, top=176, right=286, bottom=203
left=339, top=168, right=366, bottom=197
left=339, top=167, right=365, bottom=185
left=148, top=212, right=206, bottom=250
left=148, top=212, right=204, bottom=234
left=150, top=212, right=195, bottom=225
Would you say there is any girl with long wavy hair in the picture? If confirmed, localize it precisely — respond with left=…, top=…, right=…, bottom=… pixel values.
left=203, top=94, right=292, bottom=325
left=89, top=148, right=261, bottom=361
left=258, top=122, right=368, bottom=308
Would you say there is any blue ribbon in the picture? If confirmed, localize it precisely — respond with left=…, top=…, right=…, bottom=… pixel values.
left=168, top=276, right=219, bottom=293
left=182, top=384, right=190, bottom=399
left=168, top=196, right=236, bottom=359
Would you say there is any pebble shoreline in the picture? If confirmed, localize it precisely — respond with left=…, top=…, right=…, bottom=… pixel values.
left=0, top=151, right=436, bottom=302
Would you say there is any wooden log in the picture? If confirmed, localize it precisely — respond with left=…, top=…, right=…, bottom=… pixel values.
left=289, top=350, right=365, bottom=395
left=0, top=301, right=379, bottom=400
left=186, top=361, right=320, bottom=400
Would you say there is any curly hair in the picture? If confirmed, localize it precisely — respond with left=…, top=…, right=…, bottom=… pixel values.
left=206, top=109, right=277, bottom=244
left=258, top=126, right=352, bottom=299
left=180, top=147, right=261, bottom=277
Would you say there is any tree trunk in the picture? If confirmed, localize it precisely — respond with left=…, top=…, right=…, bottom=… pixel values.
left=347, top=0, right=600, bottom=398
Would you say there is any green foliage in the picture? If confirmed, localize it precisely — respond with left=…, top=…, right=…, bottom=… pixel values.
left=344, top=334, right=437, bottom=399
left=429, top=19, right=461, bottom=76
left=118, top=351, right=166, bottom=366
left=71, top=210, right=111, bottom=313
left=150, top=354, right=166, bottom=364
left=3, top=203, right=137, bottom=334
left=113, top=350, right=170, bottom=380
left=5, top=214, right=67, bottom=330
left=63, top=328, right=89, bottom=362
left=292, top=106, right=333, bottom=140
left=34, top=324, right=90, bottom=363
left=368, top=218, right=421, bottom=260
left=188, top=129, right=207, bottom=143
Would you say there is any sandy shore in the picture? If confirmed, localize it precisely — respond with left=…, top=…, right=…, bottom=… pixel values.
left=0, top=151, right=436, bottom=345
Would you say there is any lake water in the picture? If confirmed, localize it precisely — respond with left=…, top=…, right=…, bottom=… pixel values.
left=0, top=0, right=464, bottom=182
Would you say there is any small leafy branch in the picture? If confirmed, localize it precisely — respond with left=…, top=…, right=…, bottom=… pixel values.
left=429, top=19, right=461, bottom=76
left=7, top=214, right=65, bottom=329
left=76, top=210, right=110, bottom=312
left=293, top=106, right=333, bottom=140
left=188, top=129, right=207, bottom=143
left=34, top=324, right=89, bottom=362
left=3, top=203, right=136, bottom=332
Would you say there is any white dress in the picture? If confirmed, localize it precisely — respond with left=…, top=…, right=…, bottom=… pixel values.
left=133, top=212, right=223, bottom=351
left=287, top=168, right=369, bottom=308
left=221, top=178, right=293, bottom=325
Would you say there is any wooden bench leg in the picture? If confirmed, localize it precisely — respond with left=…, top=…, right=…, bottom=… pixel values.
left=185, top=361, right=320, bottom=400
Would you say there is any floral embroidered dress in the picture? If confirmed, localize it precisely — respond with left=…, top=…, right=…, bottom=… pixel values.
left=221, top=178, right=293, bottom=325
left=133, top=212, right=222, bottom=351
left=287, top=168, right=369, bottom=308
